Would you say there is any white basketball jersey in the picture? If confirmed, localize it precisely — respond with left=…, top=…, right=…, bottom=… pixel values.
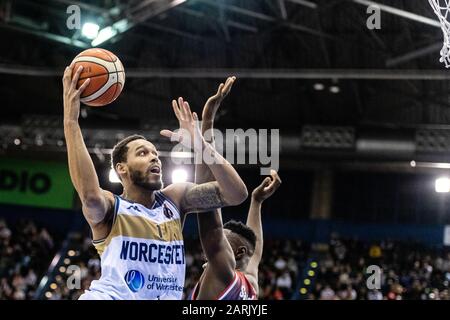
left=82, top=191, right=185, bottom=300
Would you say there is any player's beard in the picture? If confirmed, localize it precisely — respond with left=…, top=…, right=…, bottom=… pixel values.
left=130, top=168, right=163, bottom=191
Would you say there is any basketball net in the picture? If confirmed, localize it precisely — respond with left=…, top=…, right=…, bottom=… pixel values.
left=430, top=0, right=450, bottom=67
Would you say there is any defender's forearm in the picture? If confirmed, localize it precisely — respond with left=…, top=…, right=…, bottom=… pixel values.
left=196, top=121, right=216, bottom=183
left=195, top=121, right=225, bottom=253
left=247, top=199, right=263, bottom=260
left=202, top=142, right=248, bottom=205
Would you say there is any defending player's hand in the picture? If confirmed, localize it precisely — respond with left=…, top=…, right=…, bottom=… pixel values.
left=202, top=76, right=236, bottom=124
left=160, top=97, right=205, bottom=153
left=62, top=63, right=90, bottom=122
left=252, top=169, right=282, bottom=203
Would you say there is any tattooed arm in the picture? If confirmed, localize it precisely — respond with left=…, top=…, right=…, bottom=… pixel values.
left=180, top=182, right=225, bottom=213
left=163, top=181, right=232, bottom=215
left=162, top=145, right=247, bottom=217
left=161, top=97, right=248, bottom=212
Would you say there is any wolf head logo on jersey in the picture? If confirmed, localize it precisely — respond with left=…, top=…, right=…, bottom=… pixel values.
left=163, top=204, right=174, bottom=219
left=124, top=270, right=145, bottom=292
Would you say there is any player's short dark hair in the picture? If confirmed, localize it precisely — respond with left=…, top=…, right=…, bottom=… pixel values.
left=223, top=220, right=256, bottom=251
left=111, top=134, right=147, bottom=170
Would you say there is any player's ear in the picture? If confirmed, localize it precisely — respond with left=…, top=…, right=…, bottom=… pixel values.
left=116, top=163, right=127, bottom=176
left=235, top=246, right=247, bottom=260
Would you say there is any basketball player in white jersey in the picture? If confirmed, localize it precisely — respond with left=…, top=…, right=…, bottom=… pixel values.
left=62, top=64, right=248, bottom=300
left=190, top=77, right=281, bottom=300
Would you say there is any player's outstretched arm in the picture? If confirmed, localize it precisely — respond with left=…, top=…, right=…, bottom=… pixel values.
left=245, top=170, right=281, bottom=282
left=197, top=76, right=235, bottom=183
left=63, top=64, right=114, bottom=226
left=161, top=96, right=247, bottom=214
left=194, top=78, right=237, bottom=282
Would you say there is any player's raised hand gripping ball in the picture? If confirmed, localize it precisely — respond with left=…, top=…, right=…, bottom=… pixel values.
left=71, top=48, right=125, bottom=107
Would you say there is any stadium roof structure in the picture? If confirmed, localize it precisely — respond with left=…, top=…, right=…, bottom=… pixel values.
left=2, top=0, right=450, bottom=166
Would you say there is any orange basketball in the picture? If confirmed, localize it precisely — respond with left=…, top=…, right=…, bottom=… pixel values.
left=71, top=48, right=125, bottom=107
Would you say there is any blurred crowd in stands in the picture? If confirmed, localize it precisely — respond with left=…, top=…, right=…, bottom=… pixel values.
left=2, top=217, right=450, bottom=300
left=310, top=234, right=450, bottom=300
left=43, top=227, right=101, bottom=300
left=0, top=219, right=55, bottom=300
